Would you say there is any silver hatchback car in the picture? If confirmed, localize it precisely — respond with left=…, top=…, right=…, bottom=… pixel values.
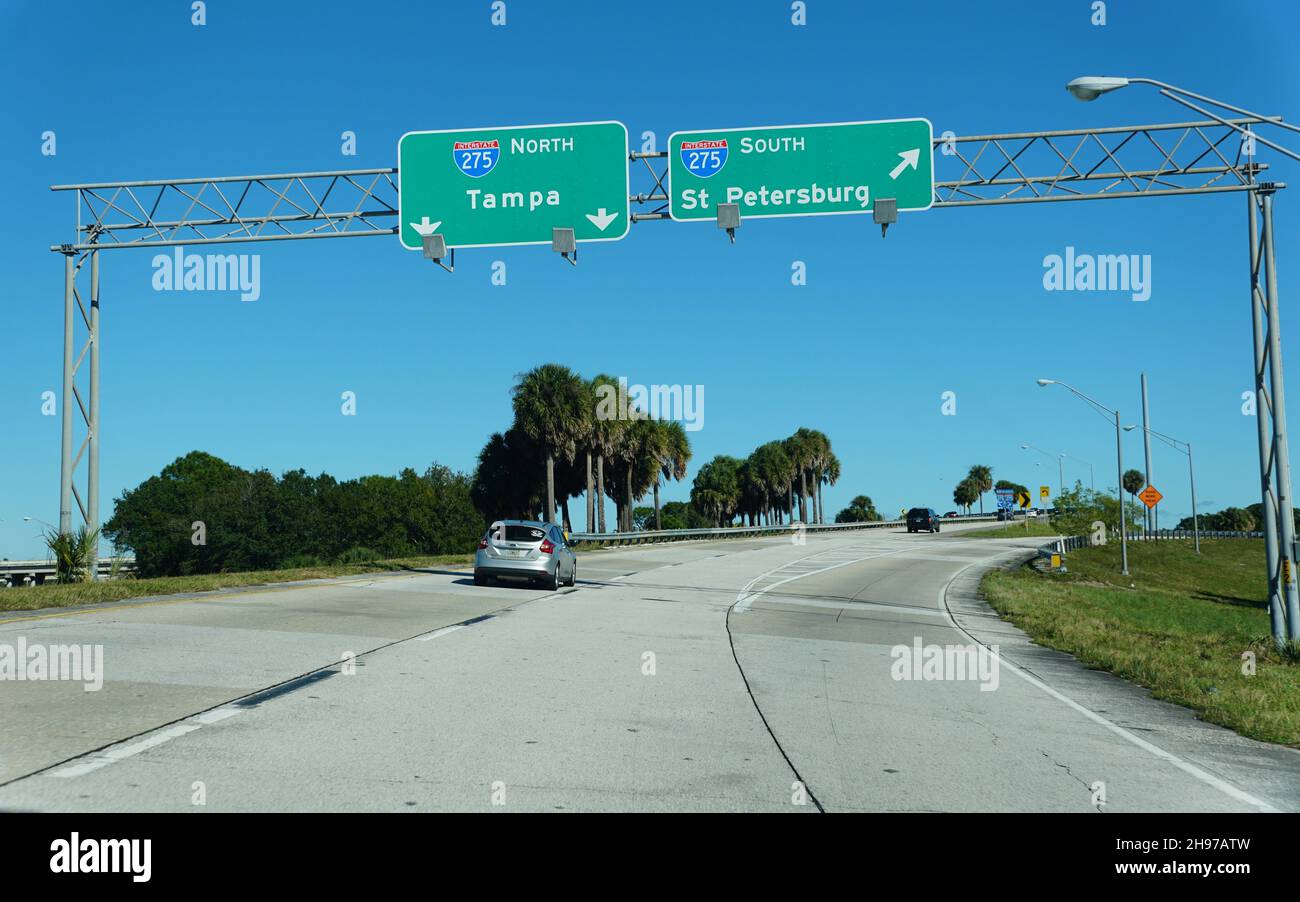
left=474, top=519, right=577, bottom=590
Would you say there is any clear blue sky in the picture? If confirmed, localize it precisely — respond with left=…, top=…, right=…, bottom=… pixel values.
left=2, top=0, right=1298, bottom=557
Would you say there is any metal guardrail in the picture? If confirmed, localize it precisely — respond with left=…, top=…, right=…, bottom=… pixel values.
left=570, top=515, right=997, bottom=546
left=1134, top=529, right=1264, bottom=540
left=1038, top=528, right=1264, bottom=563
left=0, top=557, right=136, bottom=587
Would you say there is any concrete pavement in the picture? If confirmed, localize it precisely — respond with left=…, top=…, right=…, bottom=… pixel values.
left=1, top=521, right=1296, bottom=812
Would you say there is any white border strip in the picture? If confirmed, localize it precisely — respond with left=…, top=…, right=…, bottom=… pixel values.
left=51, top=708, right=243, bottom=779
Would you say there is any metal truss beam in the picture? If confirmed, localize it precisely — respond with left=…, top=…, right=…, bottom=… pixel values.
left=50, top=168, right=399, bottom=252
left=628, top=116, right=1280, bottom=220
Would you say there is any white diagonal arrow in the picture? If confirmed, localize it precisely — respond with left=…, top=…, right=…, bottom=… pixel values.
left=889, top=148, right=920, bottom=180
left=410, top=216, right=442, bottom=236
left=585, top=208, right=619, bottom=231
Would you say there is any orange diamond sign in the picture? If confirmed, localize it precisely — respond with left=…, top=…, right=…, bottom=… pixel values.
left=1139, top=485, right=1163, bottom=509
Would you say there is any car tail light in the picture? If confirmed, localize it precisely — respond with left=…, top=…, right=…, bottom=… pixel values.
left=477, top=537, right=489, bottom=549
left=539, top=538, right=554, bottom=554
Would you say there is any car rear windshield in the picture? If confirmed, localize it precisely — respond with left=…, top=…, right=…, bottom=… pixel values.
left=907, top=508, right=928, bottom=517
left=505, top=525, right=546, bottom=543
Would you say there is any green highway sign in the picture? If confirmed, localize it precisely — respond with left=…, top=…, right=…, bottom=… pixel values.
left=668, top=119, right=933, bottom=223
left=398, top=121, right=630, bottom=250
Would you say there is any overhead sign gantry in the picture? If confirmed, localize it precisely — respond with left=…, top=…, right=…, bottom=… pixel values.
left=46, top=95, right=1298, bottom=647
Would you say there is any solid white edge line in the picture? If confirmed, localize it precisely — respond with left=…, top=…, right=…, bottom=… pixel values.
left=936, top=554, right=1280, bottom=813
left=53, top=723, right=200, bottom=778
left=417, top=624, right=466, bottom=642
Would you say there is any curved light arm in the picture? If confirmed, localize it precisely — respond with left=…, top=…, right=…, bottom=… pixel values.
left=1126, top=78, right=1300, bottom=135
left=1067, top=76, right=1300, bottom=163
left=1123, top=423, right=1189, bottom=454
left=1020, top=442, right=1058, bottom=461
left=1037, top=379, right=1116, bottom=418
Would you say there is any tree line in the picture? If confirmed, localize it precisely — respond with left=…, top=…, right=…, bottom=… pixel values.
left=104, top=451, right=484, bottom=577
left=470, top=365, right=692, bottom=532
left=688, top=428, right=841, bottom=527
left=102, top=365, right=861, bottom=576
left=1175, top=503, right=1298, bottom=532
left=472, top=367, right=853, bottom=533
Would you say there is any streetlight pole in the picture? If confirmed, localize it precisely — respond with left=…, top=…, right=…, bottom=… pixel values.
left=1141, top=373, right=1155, bottom=540
left=1066, top=74, right=1296, bottom=644
left=1124, top=424, right=1200, bottom=554
left=1188, top=443, right=1199, bottom=555
left=1037, top=380, right=1129, bottom=575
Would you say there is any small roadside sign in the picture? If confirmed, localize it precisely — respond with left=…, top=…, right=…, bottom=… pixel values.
left=1039, top=485, right=1051, bottom=501
left=1139, top=485, right=1163, bottom=509
left=995, top=488, right=1015, bottom=511
left=1016, top=490, right=1032, bottom=509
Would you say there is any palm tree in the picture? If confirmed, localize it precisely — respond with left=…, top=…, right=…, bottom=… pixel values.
left=812, top=438, right=839, bottom=526
left=1122, top=469, right=1145, bottom=532
left=786, top=429, right=817, bottom=524
left=1122, top=469, right=1145, bottom=499
left=691, top=456, right=741, bottom=526
left=753, top=440, right=793, bottom=525
left=42, top=526, right=99, bottom=583
left=800, top=429, right=831, bottom=523
left=650, top=420, right=692, bottom=531
left=614, top=415, right=659, bottom=531
left=511, top=364, right=587, bottom=526
left=589, top=373, right=627, bottom=533
left=967, top=464, right=993, bottom=514
left=953, top=478, right=978, bottom=514
left=575, top=379, right=596, bottom=532
left=835, top=495, right=881, bottom=523
left=781, top=434, right=802, bottom=523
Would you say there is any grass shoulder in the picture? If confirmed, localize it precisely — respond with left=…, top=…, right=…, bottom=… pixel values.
left=963, top=519, right=1061, bottom=539
left=980, top=538, right=1299, bottom=745
left=0, top=554, right=473, bottom=614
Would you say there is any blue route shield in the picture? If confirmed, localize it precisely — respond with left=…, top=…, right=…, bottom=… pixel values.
left=679, top=139, right=728, bottom=178
left=453, top=139, right=501, bottom=178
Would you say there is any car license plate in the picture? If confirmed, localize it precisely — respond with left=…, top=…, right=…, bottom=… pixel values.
left=506, top=549, right=527, bottom=558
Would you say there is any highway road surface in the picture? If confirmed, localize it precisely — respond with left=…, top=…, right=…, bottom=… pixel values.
left=2, top=520, right=1297, bottom=812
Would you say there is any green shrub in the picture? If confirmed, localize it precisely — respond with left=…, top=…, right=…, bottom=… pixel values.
left=279, top=554, right=326, bottom=570
left=336, top=546, right=380, bottom=564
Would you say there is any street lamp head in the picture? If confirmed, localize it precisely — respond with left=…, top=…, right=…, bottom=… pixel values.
left=1123, top=424, right=1138, bottom=432
left=1035, top=379, right=1054, bottom=387
left=1066, top=76, right=1130, bottom=101
left=1020, top=444, right=1031, bottom=449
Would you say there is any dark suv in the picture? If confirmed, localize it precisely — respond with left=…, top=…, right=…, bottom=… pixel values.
left=907, top=507, right=940, bottom=533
